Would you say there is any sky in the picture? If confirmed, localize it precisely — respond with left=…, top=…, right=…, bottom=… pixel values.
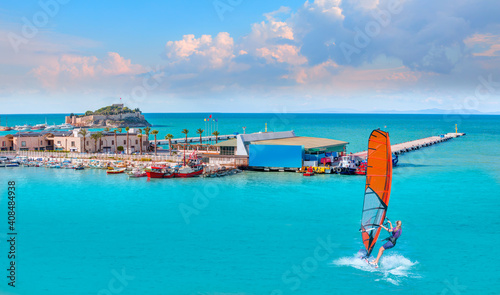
left=1, top=0, right=500, bottom=114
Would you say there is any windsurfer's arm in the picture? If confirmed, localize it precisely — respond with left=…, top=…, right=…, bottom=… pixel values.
left=380, top=225, right=390, bottom=232
left=387, top=220, right=393, bottom=230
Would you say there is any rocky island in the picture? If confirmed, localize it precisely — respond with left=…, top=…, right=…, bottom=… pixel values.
left=65, top=104, right=152, bottom=128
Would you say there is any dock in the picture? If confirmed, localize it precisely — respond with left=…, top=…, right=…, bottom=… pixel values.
left=352, top=132, right=466, bottom=159
left=153, top=134, right=237, bottom=145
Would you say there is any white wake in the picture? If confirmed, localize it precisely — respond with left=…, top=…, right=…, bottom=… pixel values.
left=332, top=252, right=420, bottom=285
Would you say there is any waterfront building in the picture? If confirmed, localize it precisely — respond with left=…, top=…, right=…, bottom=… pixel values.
left=0, top=129, right=149, bottom=153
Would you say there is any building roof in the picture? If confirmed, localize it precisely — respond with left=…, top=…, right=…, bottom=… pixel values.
left=214, top=138, right=237, bottom=147
left=239, top=131, right=295, bottom=143
left=251, top=136, right=348, bottom=152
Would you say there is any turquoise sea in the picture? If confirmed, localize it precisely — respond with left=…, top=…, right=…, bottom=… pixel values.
left=0, top=113, right=499, bottom=294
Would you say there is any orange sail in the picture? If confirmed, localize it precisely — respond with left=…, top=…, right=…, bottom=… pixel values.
left=360, top=129, right=393, bottom=257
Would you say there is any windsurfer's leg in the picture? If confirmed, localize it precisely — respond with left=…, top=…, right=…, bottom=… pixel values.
left=373, top=246, right=385, bottom=264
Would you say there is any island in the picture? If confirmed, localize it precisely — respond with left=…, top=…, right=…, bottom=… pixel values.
left=65, top=104, right=152, bottom=128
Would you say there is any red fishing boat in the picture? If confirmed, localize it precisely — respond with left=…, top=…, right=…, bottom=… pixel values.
left=303, top=166, right=315, bottom=176
left=146, top=166, right=175, bottom=178
left=175, top=165, right=203, bottom=178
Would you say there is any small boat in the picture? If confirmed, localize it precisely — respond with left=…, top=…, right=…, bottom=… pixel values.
left=31, top=123, right=46, bottom=130
left=74, top=166, right=85, bottom=170
left=127, top=169, right=147, bottom=178
left=303, top=166, right=315, bottom=176
left=175, top=165, right=203, bottom=178
left=0, top=116, right=12, bottom=131
left=107, top=168, right=126, bottom=174
left=44, top=124, right=60, bottom=131
left=146, top=166, right=175, bottom=178
left=57, top=123, right=74, bottom=130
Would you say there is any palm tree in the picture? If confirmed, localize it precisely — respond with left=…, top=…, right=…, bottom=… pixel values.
left=125, top=126, right=130, bottom=154
left=181, top=129, right=189, bottom=144
left=96, top=131, right=103, bottom=152
left=144, top=126, right=151, bottom=152
left=212, top=131, right=220, bottom=144
left=104, top=127, right=110, bottom=132
left=90, top=133, right=99, bottom=153
left=165, top=134, right=174, bottom=155
left=196, top=128, right=204, bottom=144
left=113, top=128, right=122, bottom=153
left=138, top=134, right=143, bottom=155
left=137, top=129, right=143, bottom=155
left=78, top=129, right=88, bottom=153
left=151, top=130, right=159, bottom=156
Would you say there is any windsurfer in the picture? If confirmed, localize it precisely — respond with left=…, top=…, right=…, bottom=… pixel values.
left=371, top=220, right=402, bottom=266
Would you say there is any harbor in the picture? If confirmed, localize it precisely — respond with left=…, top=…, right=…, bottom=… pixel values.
left=1, top=126, right=467, bottom=178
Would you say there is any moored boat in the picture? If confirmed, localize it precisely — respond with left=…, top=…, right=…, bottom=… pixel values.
left=146, top=166, right=175, bottom=178
left=175, top=165, right=203, bottom=178
left=303, top=166, right=315, bottom=176
left=107, top=167, right=126, bottom=174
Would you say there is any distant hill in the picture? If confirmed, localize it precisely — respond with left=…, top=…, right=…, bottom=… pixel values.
left=301, top=108, right=499, bottom=115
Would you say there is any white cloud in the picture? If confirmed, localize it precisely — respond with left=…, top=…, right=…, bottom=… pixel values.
left=165, top=32, right=234, bottom=69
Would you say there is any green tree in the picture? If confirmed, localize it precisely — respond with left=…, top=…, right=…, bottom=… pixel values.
left=78, top=129, right=88, bottom=153
left=144, top=127, right=151, bottom=152
left=151, top=130, right=159, bottom=156
left=197, top=128, right=204, bottom=144
left=212, top=131, right=220, bottom=144
left=96, top=131, right=104, bottom=152
left=113, top=128, right=122, bottom=154
left=138, top=134, right=143, bottom=155
left=90, top=133, right=99, bottom=153
left=165, top=134, right=174, bottom=156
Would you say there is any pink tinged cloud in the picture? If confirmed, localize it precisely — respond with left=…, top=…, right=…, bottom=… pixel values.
left=31, top=52, right=145, bottom=89
left=165, top=32, right=235, bottom=68
left=256, top=44, right=307, bottom=65
left=464, top=34, right=500, bottom=57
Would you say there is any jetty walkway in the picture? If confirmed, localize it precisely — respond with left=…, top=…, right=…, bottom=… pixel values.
left=154, top=134, right=237, bottom=145
left=352, top=132, right=466, bottom=159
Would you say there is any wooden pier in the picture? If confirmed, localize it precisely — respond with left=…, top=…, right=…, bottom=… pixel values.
left=352, top=132, right=466, bottom=159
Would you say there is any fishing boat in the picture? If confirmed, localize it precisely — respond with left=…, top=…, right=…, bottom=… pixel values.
left=0, top=116, right=12, bottom=131
left=359, top=129, right=393, bottom=261
left=146, top=166, right=175, bottom=178
left=31, top=123, right=47, bottom=130
left=303, top=166, right=315, bottom=176
left=107, top=167, right=126, bottom=174
left=175, top=165, right=203, bottom=178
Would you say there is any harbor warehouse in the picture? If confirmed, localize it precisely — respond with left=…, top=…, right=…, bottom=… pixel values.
left=234, top=131, right=348, bottom=169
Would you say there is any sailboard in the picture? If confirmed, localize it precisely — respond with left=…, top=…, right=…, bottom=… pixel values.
left=360, top=129, right=393, bottom=258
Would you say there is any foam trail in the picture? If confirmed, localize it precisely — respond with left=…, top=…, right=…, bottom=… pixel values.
left=332, top=253, right=419, bottom=285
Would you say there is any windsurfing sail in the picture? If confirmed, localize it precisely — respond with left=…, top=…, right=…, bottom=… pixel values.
left=360, top=129, right=393, bottom=257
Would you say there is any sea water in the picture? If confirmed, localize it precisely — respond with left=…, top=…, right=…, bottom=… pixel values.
left=0, top=113, right=499, bottom=294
